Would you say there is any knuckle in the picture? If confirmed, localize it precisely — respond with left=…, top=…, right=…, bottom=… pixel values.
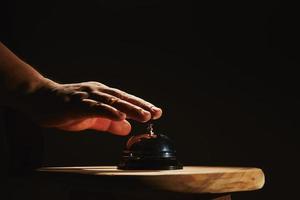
left=90, top=90, right=100, bottom=96
left=87, top=81, right=100, bottom=85
left=82, top=99, right=99, bottom=108
left=106, top=96, right=120, bottom=105
left=87, top=81, right=107, bottom=88
left=80, top=85, right=93, bottom=92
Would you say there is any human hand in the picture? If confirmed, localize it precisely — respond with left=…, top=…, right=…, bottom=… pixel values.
left=17, top=79, right=162, bottom=136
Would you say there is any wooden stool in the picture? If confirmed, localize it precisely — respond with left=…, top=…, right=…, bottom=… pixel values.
left=37, top=166, right=265, bottom=200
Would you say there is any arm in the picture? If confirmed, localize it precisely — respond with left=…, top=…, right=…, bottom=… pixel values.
left=0, top=42, right=162, bottom=135
left=0, top=42, right=45, bottom=105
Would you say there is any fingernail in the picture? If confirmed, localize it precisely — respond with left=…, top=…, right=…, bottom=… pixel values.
left=118, top=112, right=126, bottom=119
left=151, top=106, right=161, bottom=112
left=140, top=110, right=151, bottom=122
left=151, top=107, right=162, bottom=120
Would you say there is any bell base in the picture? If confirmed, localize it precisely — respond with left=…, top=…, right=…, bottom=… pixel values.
left=117, top=158, right=183, bottom=170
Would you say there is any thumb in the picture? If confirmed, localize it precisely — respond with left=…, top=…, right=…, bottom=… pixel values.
left=89, top=118, right=131, bottom=136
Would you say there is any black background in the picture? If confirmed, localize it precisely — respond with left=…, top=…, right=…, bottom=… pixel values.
left=1, top=0, right=299, bottom=199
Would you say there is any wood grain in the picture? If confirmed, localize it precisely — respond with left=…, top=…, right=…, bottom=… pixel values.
left=38, top=166, right=265, bottom=194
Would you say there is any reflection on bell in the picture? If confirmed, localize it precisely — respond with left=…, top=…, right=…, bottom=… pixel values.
left=117, top=124, right=183, bottom=170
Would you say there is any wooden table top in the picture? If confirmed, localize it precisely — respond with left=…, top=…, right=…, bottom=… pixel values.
left=38, top=166, right=265, bottom=194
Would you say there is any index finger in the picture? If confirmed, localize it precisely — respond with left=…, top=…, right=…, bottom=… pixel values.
left=102, top=88, right=163, bottom=120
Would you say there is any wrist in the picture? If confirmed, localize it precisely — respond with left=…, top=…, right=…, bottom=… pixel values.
left=2, top=75, right=58, bottom=109
left=0, top=42, right=60, bottom=109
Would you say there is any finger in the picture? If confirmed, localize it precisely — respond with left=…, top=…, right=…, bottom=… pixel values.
left=102, top=88, right=162, bottom=120
left=90, top=118, right=131, bottom=136
left=71, top=91, right=89, bottom=100
left=80, top=99, right=126, bottom=121
left=56, top=117, right=131, bottom=135
left=89, top=91, right=151, bottom=122
left=57, top=118, right=97, bottom=131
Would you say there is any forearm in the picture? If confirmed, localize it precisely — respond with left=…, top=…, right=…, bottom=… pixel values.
left=0, top=42, right=46, bottom=107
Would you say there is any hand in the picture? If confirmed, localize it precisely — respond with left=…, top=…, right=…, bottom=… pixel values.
left=18, top=79, right=162, bottom=136
left=0, top=42, right=162, bottom=135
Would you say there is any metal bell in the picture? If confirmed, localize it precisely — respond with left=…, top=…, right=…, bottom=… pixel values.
left=117, top=124, right=183, bottom=170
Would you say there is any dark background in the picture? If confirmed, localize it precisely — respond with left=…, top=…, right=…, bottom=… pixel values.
left=1, top=0, right=299, bottom=199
